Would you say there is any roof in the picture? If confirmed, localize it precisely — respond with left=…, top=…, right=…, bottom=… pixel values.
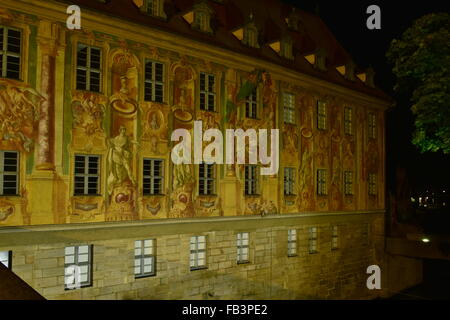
left=60, top=0, right=391, bottom=101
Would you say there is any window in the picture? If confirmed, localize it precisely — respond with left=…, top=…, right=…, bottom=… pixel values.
left=368, top=173, right=377, bottom=195
left=144, top=60, right=164, bottom=103
left=192, top=2, right=213, bottom=33
left=344, top=107, right=353, bottom=135
left=331, top=225, right=339, bottom=250
left=344, top=171, right=353, bottom=196
left=284, top=167, right=295, bottom=196
left=245, top=88, right=257, bottom=119
left=243, top=20, right=259, bottom=48
left=141, top=0, right=166, bottom=19
left=309, top=227, right=318, bottom=254
left=362, top=223, right=370, bottom=246
left=0, top=26, right=21, bottom=80
left=0, top=251, right=11, bottom=268
left=200, top=73, right=216, bottom=112
left=74, top=155, right=100, bottom=196
left=317, top=100, right=327, bottom=130
left=0, top=151, right=19, bottom=196
left=287, top=229, right=297, bottom=257
left=64, top=245, right=92, bottom=289
left=368, top=113, right=376, bottom=139
left=237, top=232, right=249, bottom=263
left=283, top=93, right=295, bottom=124
left=244, top=165, right=258, bottom=196
left=76, top=44, right=101, bottom=92
left=190, top=236, right=207, bottom=270
left=281, top=37, right=293, bottom=60
left=135, top=239, right=156, bottom=278
left=317, top=169, right=327, bottom=196
left=143, top=159, right=164, bottom=195
left=199, top=163, right=215, bottom=196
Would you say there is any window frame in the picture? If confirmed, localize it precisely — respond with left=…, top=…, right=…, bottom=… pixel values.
left=331, top=225, right=339, bottom=250
left=75, top=43, right=102, bottom=93
left=284, top=167, right=296, bottom=196
left=244, top=165, right=259, bottom=196
left=0, top=151, right=19, bottom=196
left=199, top=72, right=216, bottom=112
left=317, top=100, right=327, bottom=130
left=283, top=92, right=296, bottom=124
left=0, top=26, right=22, bottom=80
left=134, top=239, right=156, bottom=278
left=344, top=171, right=354, bottom=196
left=190, top=235, right=207, bottom=271
left=236, top=232, right=250, bottom=264
left=73, top=154, right=101, bottom=196
left=344, top=107, right=353, bottom=135
left=198, top=163, right=216, bottom=196
left=245, top=88, right=258, bottom=119
left=368, top=173, right=377, bottom=196
left=64, top=245, right=93, bottom=290
left=368, top=112, right=376, bottom=139
left=309, top=227, right=318, bottom=254
left=143, top=158, right=164, bottom=196
left=317, top=169, right=327, bottom=196
left=144, top=59, right=164, bottom=103
left=287, top=229, right=297, bottom=257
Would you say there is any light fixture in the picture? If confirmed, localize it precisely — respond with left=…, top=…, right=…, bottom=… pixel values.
left=421, top=238, right=430, bottom=243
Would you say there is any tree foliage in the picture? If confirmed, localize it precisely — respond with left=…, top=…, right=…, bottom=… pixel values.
left=387, top=13, right=450, bottom=153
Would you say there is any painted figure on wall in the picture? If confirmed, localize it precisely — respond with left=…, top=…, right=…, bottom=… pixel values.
left=107, top=126, right=137, bottom=195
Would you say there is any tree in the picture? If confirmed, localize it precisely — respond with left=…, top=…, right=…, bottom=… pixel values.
left=387, top=13, right=450, bottom=153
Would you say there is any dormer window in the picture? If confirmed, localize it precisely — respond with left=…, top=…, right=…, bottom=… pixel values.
left=280, top=36, right=294, bottom=60
left=243, top=14, right=259, bottom=48
left=139, top=0, right=166, bottom=19
left=336, top=61, right=356, bottom=81
left=286, top=8, right=301, bottom=31
left=192, top=0, right=213, bottom=34
left=304, top=48, right=327, bottom=71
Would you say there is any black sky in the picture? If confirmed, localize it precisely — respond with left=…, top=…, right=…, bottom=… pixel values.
left=281, top=0, right=450, bottom=192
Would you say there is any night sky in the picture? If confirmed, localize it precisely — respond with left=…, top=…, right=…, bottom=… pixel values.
left=282, top=0, right=450, bottom=193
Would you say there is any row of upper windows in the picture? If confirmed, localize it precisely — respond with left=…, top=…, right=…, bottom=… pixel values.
left=0, top=224, right=369, bottom=289
left=0, top=26, right=379, bottom=134
left=0, top=151, right=378, bottom=197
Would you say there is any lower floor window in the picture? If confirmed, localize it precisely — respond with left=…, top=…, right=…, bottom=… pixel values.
left=309, top=227, right=318, bottom=254
left=0, top=251, right=11, bottom=268
left=190, top=236, right=207, bottom=270
left=135, top=239, right=156, bottom=278
left=237, top=232, right=250, bottom=263
left=64, top=245, right=92, bottom=289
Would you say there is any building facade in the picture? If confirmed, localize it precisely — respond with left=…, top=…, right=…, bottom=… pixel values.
left=0, top=0, right=412, bottom=300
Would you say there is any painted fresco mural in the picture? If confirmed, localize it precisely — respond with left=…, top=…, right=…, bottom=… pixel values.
left=0, top=7, right=386, bottom=227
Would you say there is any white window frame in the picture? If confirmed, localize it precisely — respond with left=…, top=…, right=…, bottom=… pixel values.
left=287, top=229, right=297, bottom=257
left=368, top=173, right=377, bottom=196
left=143, top=158, right=164, bottom=196
left=317, top=169, right=327, bottom=196
left=190, top=236, right=207, bottom=270
left=331, top=225, right=339, bottom=250
left=74, top=155, right=100, bottom=196
left=64, top=245, right=92, bottom=290
left=135, top=239, right=156, bottom=278
left=344, top=171, right=353, bottom=196
left=199, top=163, right=216, bottom=196
left=199, top=72, right=216, bottom=112
left=237, top=232, right=250, bottom=264
left=144, top=59, right=164, bottom=103
left=76, top=43, right=102, bottom=92
left=317, top=100, right=327, bottom=130
left=244, top=165, right=259, bottom=196
left=245, top=88, right=258, bottom=119
left=368, top=113, right=376, bottom=139
left=344, top=107, right=353, bottom=135
left=0, top=26, right=22, bottom=80
left=0, top=151, right=19, bottom=196
left=283, top=92, right=295, bottom=124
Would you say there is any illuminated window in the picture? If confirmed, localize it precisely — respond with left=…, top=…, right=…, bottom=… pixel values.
left=200, top=73, right=216, bottom=111
left=244, top=165, right=258, bottom=196
left=135, top=239, right=156, bottom=278
left=317, top=169, right=327, bottom=196
left=141, top=0, right=166, bottom=19
left=283, top=93, right=295, bottom=124
left=0, top=26, right=21, bottom=80
left=344, top=171, right=353, bottom=196
left=331, top=225, right=339, bottom=250
left=0, top=251, right=11, bottom=269
left=368, top=173, right=377, bottom=195
left=237, top=232, right=249, bottom=263
left=64, top=245, right=92, bottom=289
left=317, top=100, right=327, bottom=130
left=143, top=159, right=164, bottom=196
left=74, top=155, right=100, bottom=196
left=245, top=88, right=257, bottom=119
left=192, top=1, right=213, bottom=34
left=144, top=60, right=164, bottom=103
left=243, top=15, right=259, bottom=48
left=284, top=167, right=295, bottom=196
left=76, top=44, right=101, bottom=92
left=368, top=113, right=376, bottom=139
left=199, top=163, right=215, bottom=196
left=190, top=236, right=207, bottom=270
left=344, top=107, right=353, bottom=135
left=309, top=227, right=318, bottom=254
left=281, top=37, right=293, bottom=60
left=0, top=151, right=19, bottom=196
left=287, top=229, right=297, bottom=257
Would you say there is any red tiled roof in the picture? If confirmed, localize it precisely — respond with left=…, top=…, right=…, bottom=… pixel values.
left=60, top=0, right=390, bottom=101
